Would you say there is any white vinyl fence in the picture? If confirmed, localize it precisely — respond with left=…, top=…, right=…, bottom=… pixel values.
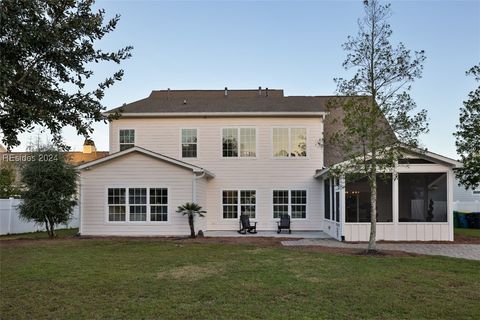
left=453, top=200, right=480, bottom=213
left=0, top=198, right=79, bottom=235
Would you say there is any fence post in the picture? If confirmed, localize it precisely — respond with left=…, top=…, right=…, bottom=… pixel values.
left=8, top=197, right=13, bottom=234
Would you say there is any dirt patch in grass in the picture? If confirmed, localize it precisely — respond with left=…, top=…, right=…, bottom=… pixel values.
left=285, top=245, right=419, bottom=257
left=157, top=262, right=226, bottom=282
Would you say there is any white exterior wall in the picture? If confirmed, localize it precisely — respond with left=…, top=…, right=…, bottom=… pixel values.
left=80, top=152, right=203, bottom=236
left=109, top=117, right=324, bottom=231
left=341, top=164, right=454, bottom=242
left=453, top=177, right=480, bottom=212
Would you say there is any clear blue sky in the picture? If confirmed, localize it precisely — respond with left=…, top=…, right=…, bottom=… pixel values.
left=14, top=0, right=480, bottom=159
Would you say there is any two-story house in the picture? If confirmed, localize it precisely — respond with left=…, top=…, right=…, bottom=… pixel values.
left=78, top=88, right=460, bottom=241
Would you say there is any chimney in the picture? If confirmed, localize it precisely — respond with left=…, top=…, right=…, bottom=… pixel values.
left=258, top=86, right=262, bottom=96
left=266, top=87, right=269, bottom=97
left=83, top=139, right=96, bottom=154
left=224, top=87, right=228, bottom=96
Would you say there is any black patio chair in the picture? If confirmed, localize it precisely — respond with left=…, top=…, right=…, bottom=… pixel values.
left=277, top=214, right=291, bottom=234
left=238, top=214, right=257, bottom=234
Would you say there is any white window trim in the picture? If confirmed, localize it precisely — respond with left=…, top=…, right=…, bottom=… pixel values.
left=105, top=185, right=170, bottom=224
left=272, top=189, right=308, bottom=220
left=271, top=127, right=309, bottom=159
left=119, top=128, right=135, bottom=151
left=221, top=189, right=257, bottom=220
left=220, top=127, right=258, bottom=159
left=179, top=128, right=198, bottom=159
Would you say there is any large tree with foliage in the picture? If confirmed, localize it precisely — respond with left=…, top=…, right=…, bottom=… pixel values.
left=0, top=0, right=132, bottom=149
left=0, top=160, right=19, bottom=198
left=454, top=64, right=480, bottom=190
left=18, top=145, right=77, bottom=238
left=330, top=0, right=428, bottom=252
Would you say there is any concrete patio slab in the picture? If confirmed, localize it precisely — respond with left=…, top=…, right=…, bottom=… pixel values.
left=204, top=230, right=332, bottom=239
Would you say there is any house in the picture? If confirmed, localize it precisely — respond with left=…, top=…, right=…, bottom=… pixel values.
left=453, top=178, right=480, bottom=213
left=77, top=88, right=460, bottom=241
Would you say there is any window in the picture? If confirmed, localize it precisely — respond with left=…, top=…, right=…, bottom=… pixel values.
left=119, top=129, right=135, bottom=151
left=272, top=128, right=307, bottom=157
left=399, top=173, right=447, bottom=222
left=107, top=187, right=168, bottom=222
left=181, top=129, right=197, bottom=158
left=273, top=190, right=289, bottom=218
left=222, top=128, right=256, bottom=157
left=345, top=174, right=393, bottom=223
left=150, top=188, right=168, bottom=221
left=324, top=179, right=330, bottom=220
left=129, top=188, right=147, bottom=221
left=222, top=190, right=256, bottom=219
left=272, top=190, right=307, bottom=219
left=108, top=188, right=126, bottom=221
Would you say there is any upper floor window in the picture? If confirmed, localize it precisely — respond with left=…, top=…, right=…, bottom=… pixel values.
left=119, top=129, right=135, bottom=151
left=272, top=128, right=307, bottom=157
left=222, top=128, right=256, bottom=158
left=181, top=129, right=197, bottom=158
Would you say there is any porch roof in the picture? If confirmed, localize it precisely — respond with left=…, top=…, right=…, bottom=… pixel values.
left=314, top=146, right=461, bottom=179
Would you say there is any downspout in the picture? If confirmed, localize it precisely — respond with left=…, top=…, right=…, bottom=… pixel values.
left=192, top=171, right=206, bottom=203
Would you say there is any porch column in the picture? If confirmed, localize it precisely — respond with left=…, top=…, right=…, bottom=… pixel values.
left=392, top=174, right=399, bottom=241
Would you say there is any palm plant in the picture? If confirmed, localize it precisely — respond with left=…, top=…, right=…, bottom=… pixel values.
left=176, top=202, right=206, bottom=238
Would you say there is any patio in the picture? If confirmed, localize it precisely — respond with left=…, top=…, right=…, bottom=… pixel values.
left=203, top=230, right=331, bottom=239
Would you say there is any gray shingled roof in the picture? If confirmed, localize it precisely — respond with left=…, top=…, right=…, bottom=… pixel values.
left=106, top=89, right=333, bottom=114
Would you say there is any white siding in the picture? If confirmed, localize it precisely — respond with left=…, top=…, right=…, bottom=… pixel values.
left=81, top=152, right=201, bottom=236
left=109, top=117, right=325, bottom=231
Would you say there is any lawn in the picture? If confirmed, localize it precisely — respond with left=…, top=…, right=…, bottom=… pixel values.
left=1, top=237, right=479, bottom=319
left=455, top=228, right=480, bottom=238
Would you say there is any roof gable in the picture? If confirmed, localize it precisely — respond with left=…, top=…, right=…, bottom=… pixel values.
left=77, top=146, right=214, bottom=178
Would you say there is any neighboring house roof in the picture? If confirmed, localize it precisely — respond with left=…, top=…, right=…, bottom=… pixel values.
left=64, top=151, right=109, bottom=166
left=105, top=89, right=333, bottom=115
left=77, top=146, right=215, bottom=178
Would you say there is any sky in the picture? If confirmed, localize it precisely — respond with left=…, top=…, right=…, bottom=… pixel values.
left=13, top=0, right=480, bottom=159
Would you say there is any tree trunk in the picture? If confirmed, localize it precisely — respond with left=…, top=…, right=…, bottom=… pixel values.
left=49, top=220, right=56, bottom=238
left=188, top=215, right=195, bottom=238
left=44, top=218, right=51, bottom=238
left=368, top=175, right=377, bottom=252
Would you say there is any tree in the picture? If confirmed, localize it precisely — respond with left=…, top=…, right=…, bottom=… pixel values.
left=0, top=160, right=19, bottom=198
left=0, top=0, right=133, bottom=149
left=331, top=0, right=428, bottom=252
left=18, top=145, right=77, bottom=238
left=454, top=64, right=480, bottom=190
left=176, top=202, right=206, bottom=238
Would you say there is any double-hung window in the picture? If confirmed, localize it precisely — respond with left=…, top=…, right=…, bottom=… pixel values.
left=272, top=128, right=307, bottom=157
left=272, top=190, right=307, bottom=219
left=108, top=188, right=126, bottom=221
left=107, top=187, right=168, bottom=222
left=150, top=188, right=168, bottom=221
left=222, top=128, right=256, bottom=157
left=222, top=190, right=256, bottom=219
left=129, top=188, right=147, bottom=221
left=119, top=129, right=135, bottom=151
left=181, top=129, right=197, bottom=158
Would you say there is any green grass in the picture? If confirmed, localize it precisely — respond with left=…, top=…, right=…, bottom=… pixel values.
left=455, top=228, right=480, bottom=238
left=1, top=239, right=479, bottom=320
left=0, top=228, right=78, bottom=240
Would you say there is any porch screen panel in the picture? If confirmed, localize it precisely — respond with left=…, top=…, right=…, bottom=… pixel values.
left=324, top=179, right=330, bottom=220
left=345, top=175, right=393, bottom=223
left=398, top=173, right=447, bottom=222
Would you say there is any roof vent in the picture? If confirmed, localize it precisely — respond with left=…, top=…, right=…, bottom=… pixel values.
left=258, top=86, right=262, bottom=96
left=224, top=87, right=228, bottom=96
left=266, top=87, right=269, bottom=97
left=183, top=99, right=187, bottom=104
